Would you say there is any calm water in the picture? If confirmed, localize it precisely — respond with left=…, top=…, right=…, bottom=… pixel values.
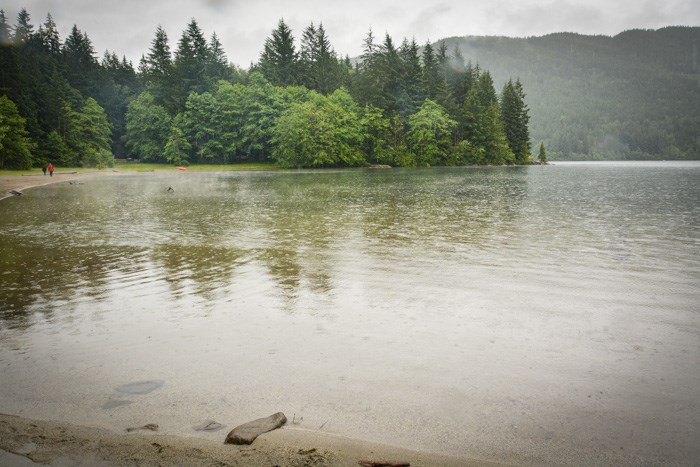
left=1, top=162, right=699, bottom=465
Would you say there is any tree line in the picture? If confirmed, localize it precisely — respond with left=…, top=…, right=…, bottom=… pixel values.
left=0, top=10, right=533, bottom=169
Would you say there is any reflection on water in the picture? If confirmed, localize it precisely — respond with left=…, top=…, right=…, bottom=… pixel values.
left=1, top=163, right=699, bottom=465
left=1, top=168, right=532, bottom=320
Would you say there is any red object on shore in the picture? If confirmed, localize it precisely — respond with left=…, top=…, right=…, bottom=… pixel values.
left=48, top=163, right=54, bottom=176
left=176, top=166, right=187, bottom=171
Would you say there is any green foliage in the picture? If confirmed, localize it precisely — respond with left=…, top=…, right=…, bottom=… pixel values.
left=407, top=99, right=457, bottom=166
left=271, top=88, right=365, bottom=168
left=179, top=91, right=224, bottom=163
left=0, top=95, right=32, bottom=169
left=63, top=97, right=114, bottom=167
left=163, top=125, right=191, bottom=165
left=124, top=92, right=171, bottom=161
left=214, top=73, right=294, bottom=161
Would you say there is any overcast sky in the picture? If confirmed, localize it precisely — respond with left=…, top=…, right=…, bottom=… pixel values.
left=3, top=0, right=699, bottom=66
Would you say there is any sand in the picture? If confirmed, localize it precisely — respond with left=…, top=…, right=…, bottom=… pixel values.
left=0, top=413, right=501, bottom=466
left=0, top=170, right=129, bottom=201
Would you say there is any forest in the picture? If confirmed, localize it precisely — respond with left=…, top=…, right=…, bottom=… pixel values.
left=441, top=27, right=700, bottom=160
left=0, top=9, right=532, bottom=169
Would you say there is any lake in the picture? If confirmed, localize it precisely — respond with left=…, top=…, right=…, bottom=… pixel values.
left=1, top=162, right=699, bottom=465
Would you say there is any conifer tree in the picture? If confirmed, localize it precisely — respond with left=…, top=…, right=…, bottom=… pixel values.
left=299, top=22, right=341, bottom=94
left=174, top=19, right=209, bottom=102
left=421, top=42, right=440, bottom=100
left=206, top=32, right=229, bottom=84
left=398, top=38, right=423, bottom=117
left=500, top=78, right=531, bottom=164
left=258, top=19, right=298, bottom=86
left=538, top=141, right=547, bottom=163
left=40, top=13, right=60, bottom=56
left=62, top=25, right=98, bottom=96
left=13, top=9, right=34, bottom=43
left=463, top=71, right=513, bottom=164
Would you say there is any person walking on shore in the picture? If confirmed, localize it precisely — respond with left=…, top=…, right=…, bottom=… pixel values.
left=42, top=166, right=47, bottom=176
left=48, top=163, right=54, bottom=177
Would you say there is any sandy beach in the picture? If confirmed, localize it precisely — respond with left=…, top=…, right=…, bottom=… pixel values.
left=0, top=413, right=499, bottom=466
left=0, top=170, right=130, bottom=201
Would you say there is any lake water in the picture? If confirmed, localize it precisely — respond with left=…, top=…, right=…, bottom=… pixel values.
left=1, top=162, right=699, bottom=465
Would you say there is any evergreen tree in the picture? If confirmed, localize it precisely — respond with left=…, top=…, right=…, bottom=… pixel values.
left=433, top=41, right=455, bottom=114
left=350, top=28, right=381, bottom=107
left=538, top=141, right=547, bottom=163
left=62, top=25, right=98, bottom=96
left=142, top=26, right=176, bottom=113
left=463, top=71, right=514, bottom=164
left=257, top=19, right=298, bottom=86
left=500, top=78, right=531, bottom=164
left=397, top=38, right=423, bottom=117
left=421, top=42, right=440, bottom=100
left=0, top=9, right=10, bottom=44
left=299, top=22, right=341, bottom=94
left=13, top=8, right=34, bottom=43
left=206, top=32, right=229, bottom=84
left=173, top=19, right=209, bottom=105
left=40, top=13, right=61, bottom=56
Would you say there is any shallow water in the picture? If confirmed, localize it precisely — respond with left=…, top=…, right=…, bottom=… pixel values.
left=1, top=162, right=699, bottom=465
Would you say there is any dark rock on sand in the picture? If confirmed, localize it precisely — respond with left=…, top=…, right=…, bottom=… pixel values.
left=102, top=399, right=133, bottom=409
left=126, top=423, right=159, bottom=432
left=225, top=412, right=287, bottom=445
left=193, top=420, right=225, bottom=432
left=116, top=380, right=164, bottom=395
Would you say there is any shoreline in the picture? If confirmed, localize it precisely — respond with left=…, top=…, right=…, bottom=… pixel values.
left=0, top=413, right=501, bottom=466
left=0, top=170, right=127, bottom=201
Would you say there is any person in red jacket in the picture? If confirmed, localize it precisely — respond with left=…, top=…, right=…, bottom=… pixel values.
left=48, top=162, right=54, bottom=177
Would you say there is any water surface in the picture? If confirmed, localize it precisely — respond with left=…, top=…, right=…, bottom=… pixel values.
left=1, top=162, right=699, bottom=465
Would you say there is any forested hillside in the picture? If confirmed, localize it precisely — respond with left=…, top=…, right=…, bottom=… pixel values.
left=439, top=27, right=700, bottom=160
left=0, top=9, right=531, bottom=169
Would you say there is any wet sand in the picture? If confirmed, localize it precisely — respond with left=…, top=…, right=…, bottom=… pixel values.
left=0, top=170, right=126, bottom=201
left=0, top=413, right=498, bottom=466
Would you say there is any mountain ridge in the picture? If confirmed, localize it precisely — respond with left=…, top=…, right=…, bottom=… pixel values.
left=433, top=26, right=700, bottom=159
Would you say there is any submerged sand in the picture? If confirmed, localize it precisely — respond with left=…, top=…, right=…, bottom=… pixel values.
left=0, top=171, right=500, bottom=466
left=0, top=413, right=498, bottom=466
